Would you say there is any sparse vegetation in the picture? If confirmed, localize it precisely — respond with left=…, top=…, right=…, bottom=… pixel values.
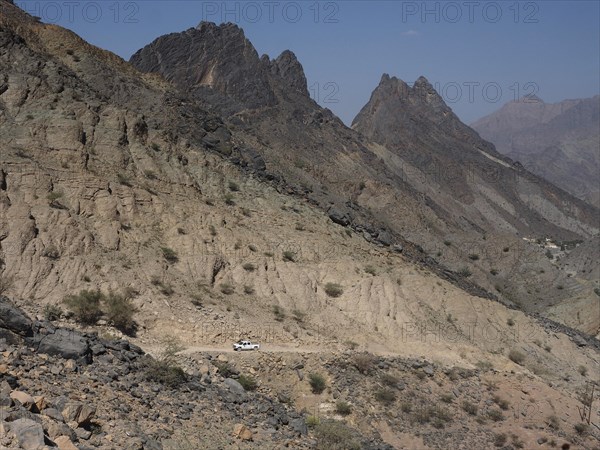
left=150, top=142, right=161, bottom=152
left=546, top=414, right=560, bottom=430
left=248, top=244, right=257, bottom=252
left=468, top=253, right=480, bottom=260
left=47, top=191, right=63, bottom=202
left=443, top=240, right=451, bottom=246
left=238, top=374, right=258, bottom=391
left=352, top=353, right=376, bottom=374
left=224, top=193, right=235, bottom=206
left=578, top=365, right=588, bottom=376
left=209, top=225, right=217, bottom=236
left=381, top=373, right=400, bottom=388
left=161, top=247, right=179, bottom=263
left=292, top=309, right=306, bottom=323
left=305, top=415, right=320, bottom=428
left=220, top=283, right=234, bottom=295
left=487, top=408, right=505, bottom=422
left=104, top=291, right=138, bottom=335
left=492, top=395, right=509, bottom=410
left=335, top=400, right=352, bottom=416
left=490, top=268, right=499, bottom=275
left=458, top=267, right=472, bottom=277
left=324, top=282, right=343, bottom=298
left=374, top=388, right=396, bottom=405
left=144, top=169, right=157, bottom=180
left=272, top=305, right=285, bottom=322
left=364, top=265, right=377, bottom=276
left=314, top=420, right=360, bottom=450
left=574, top=422, right=589, bottom=435
left=461, top=400, right=478, bottom=416
left=282, top=250, right=296, bottom=262
left=242, top=262, right=256, bottom=272
left=63, top=290, right=103, bottom=325
left=227, top=181, right=239, bottom=192
left=117, top=173, right=132, bottom=186
left=145, top=337, right=186, bottom=387
left=508, top=349, right=525, bottom=365
left=493, top=433, right=507, bottom=447
left=243, top=285, right=255, bottom=295
left=440, top=393, right=454, bottom=404
left=308, top=373, right=326, bottom=394
left=507, top=318, right=515, bottom=326
left=43, top=304, right=63, bottom=321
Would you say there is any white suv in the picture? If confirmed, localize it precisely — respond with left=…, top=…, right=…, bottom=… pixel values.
left=233, top=340, right=260, bottom=351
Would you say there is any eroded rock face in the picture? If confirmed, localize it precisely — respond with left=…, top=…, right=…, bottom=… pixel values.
left=130, top=22, right=277, bottom=110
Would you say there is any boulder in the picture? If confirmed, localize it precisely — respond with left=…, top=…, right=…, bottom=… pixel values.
left=289, top=417, right=308, bottom=435
left=0, top=296, right=33, bottom=336
left=54, top=435, right=79, bottom=450
left=328, top=207, right=351, bottom=226
left=33, top=329, right=91, bottom=362
left=62, top=401, right=96, bottom=426
left=9, top=418, right=45, bottom=450
left=10, top=391, right=35, bottom=410
left=232, top=423, right=253, bottom=441
left=224, top=378, right=245, bottom=395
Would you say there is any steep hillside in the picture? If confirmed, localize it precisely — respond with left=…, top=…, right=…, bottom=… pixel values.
left=472, top=95, right=600, bottom=207
left=129, top=23, right=599, bottom=335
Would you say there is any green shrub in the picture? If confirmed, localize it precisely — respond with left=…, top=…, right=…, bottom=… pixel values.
left=458, top=267, right=472, bottom=277
left=242, top=263, right=256, bottom=272
left=282, top=251, right=296, bottom=262
left=374, top=388, right=396, bottom=405
left=150, top=143, right=161, bottom=152
left=238, top=374, right=258, bottom=391
left=228, top=181, right=239, bottom=192
left=335, top=400, right=352, bottom=415
left=272, top=305, right=285, bottom=322
left=161, top=247, right=178, bottom=263
left=63, top=290, right=103, bottom=325
left=364, top=265, right=377, bottom=276
left=381, top=373, right=399, bottom=388
left=574, top=422, right=589, bottom=435
left=220, top=283, right=234, bottom=295
left=508, top=349, right=525, bottom=365
left=578, top=365, right=588, bottom=376
left=476, top=360, right=493, bottom=371
left=468, top=254, right=480, bottom=260
left=443, top=240, right=451, bottom=246
left=324, top=283, right=343, bottom=298
left=462, top=400, right=478, bottom=416
left=145, top=360, right=186, bottom=387
left=104, top=292, right=137, bottom=335
left=306, top=415, right=320, bottom=428
left=292, top=309, right=306, bottom=323
left=492, top=395, right=509, bottom=410
left=47, top=191, right=63, bottom=201
left=213, top=361, right=235, bottom=378
left=308, top=373, right=326, bottom=394
left=224, top=193, right=235, bottom=206
left=117, top=173, right=132, bottom=187
left=43, top=304, right=63, bottom=321
left=440, top=393, right=454, bottom=404
left=490, top=268, right=499, bottom=275
left=546, top=415, right=560, bottom=430
left=248, top=244, right=257, bottom=252
left=487, top=408, right=505, bottom=422
left=243, top=285, right=255, bottom=295
left=352, top=353, right=376, bottom=374
left=144, top=170, right=157, bottom=180
left=314, top=420, right=360, bottom=450
left=493, top=433, right=507, bottom=447
left=507, top=318, right=515, bottom=326
left=209, top=225, right=217, bottom=236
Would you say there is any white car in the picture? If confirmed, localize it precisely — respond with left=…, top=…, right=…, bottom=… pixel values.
left=233, top=340, right=260, bottom=351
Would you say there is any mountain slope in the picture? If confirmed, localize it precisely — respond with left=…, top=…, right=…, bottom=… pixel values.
left=472, top=96, right=600, bottom=207
left=1, top=3, right=600, bottom=448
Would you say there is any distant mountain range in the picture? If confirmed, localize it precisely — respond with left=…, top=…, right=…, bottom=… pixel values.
left=472, top=95, right=600, bottom=207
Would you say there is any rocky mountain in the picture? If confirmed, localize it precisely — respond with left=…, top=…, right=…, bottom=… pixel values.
left=130, top=23, right=599, bottom=335
left=472, top=95, right=600, bottom=207
left=1, top=2, right=599, bottom=448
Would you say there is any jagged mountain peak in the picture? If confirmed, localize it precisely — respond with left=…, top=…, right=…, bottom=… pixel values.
left=131, top=21, right=311, bottom=110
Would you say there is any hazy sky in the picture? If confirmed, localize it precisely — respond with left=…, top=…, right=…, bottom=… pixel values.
left=15, top=0, right=600, bottom=125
